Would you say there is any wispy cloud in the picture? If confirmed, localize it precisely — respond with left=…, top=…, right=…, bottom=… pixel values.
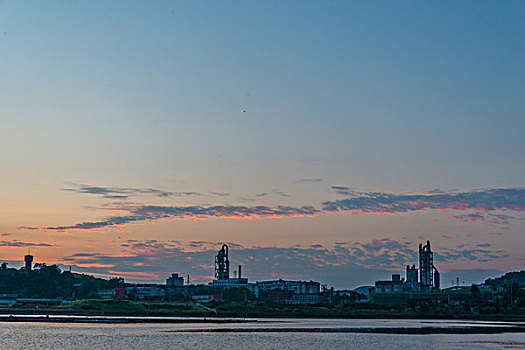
left=0, top=240, right=58, bottom=247
left=209, top=191, right=231, bottom=197
left=238, top=197, right=257, bottom=202
left=448, top=212, right=518, bottom=230
left=331, top=186, right=358, bottom=196
left=21, top=188, right=525, bottom=232
left=22, top=204, right=321, bottom=232
left=292, top=178, right=322, bottom=184
left=63, top=183, right=201, bottom=200
left=255, top=190, right=291, bottom=198
left=437, top=244, right=509, bottom=263
left=323, top=188, right=525, bottom=215
left=275, top=191, right=291, bottom=197
left=334, top=238, right=415, bottom=269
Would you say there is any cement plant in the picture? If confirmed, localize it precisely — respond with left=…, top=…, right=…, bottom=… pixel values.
left=0, top=241, right=523, bottom=320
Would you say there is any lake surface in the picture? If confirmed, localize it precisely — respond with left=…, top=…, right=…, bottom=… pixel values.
left=0, top=318, right=524, bottom=349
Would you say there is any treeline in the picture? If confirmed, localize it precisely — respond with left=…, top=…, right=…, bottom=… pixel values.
left=0, top=264, right=124, bottom=299
left=485, top=270, right=525, bottom=287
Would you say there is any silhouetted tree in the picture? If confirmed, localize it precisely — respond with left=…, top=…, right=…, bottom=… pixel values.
left=470, top=284, right=481, bottom=300
left=0, top=265, right=125, bottom=298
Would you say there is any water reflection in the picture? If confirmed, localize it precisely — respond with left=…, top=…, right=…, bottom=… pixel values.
left=0, top=319, right=523, bottom=349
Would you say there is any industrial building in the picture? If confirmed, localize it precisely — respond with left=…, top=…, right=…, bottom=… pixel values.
left=160, top=244, right=325, bottom=303
left=405, top=264, right=418, bottom=290
left=126, top=285, right=166, bottom=300
left=374, top=274, right=404, bottom=293
left=166, top=273, right=184, bottom=287
left=215, top=244, right=229, bottom=280
left=97, top=287, right=126, bottom=300
left=373, top=240, right=441, bottom=294
left=419, top=240, right=440, bottom=291
left=209, top=244, right=249, bottom=288
left=256, top=279, right=321, bottom=295
left=206, top=244, right=323, bottom=302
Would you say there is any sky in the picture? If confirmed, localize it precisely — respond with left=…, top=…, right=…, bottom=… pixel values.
left=0, top=1, right=524, bottom=289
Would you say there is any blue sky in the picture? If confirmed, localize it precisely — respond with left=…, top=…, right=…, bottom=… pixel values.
left=0, top=1, right=523, bottom=288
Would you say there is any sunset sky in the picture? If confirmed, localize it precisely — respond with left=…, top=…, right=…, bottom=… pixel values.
left=0, top=1, right=524, bottom=289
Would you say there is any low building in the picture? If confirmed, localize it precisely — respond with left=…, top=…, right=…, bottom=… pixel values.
left=405, top=265, right=419, bottom=291
left=209, top=278, right=261, bottom=299
left=97, top=287, right=125, bottom=300
left=267, top=290, right=293, bottom=303
left=209, top=277, right=248, bottom=288
left=374, top=274, right=404, bottom=293
left=126, top=285, right=166, bottom=300
left=285, top=293, right=320, bottom=304
left=333, top=290, right=359, bottom=304
left=256, top=279, right=321, bottom=295
left=115, top=287, right=125, bottom=299
left=97, top=288, right=116, bottom=300
left=166, top=273, right=184, bottom=287
left=192, top=294, right=222, bottom=303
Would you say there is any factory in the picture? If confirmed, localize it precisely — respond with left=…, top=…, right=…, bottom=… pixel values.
left=419, top=240, right=440, bottom=291
left=374, top=240, right=440, bottom=294
left=206, top=244, right=322, bottom=302
left=158, top=244, right=326, bottom=303
left=209, top=244, right=249, bottom=288
left=92, top=241, right=442, bottom=303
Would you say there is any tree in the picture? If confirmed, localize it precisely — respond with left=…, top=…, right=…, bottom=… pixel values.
left=222, top=287, right=255, bottom=302
left=108, top=277, right=125, bottom=287
left=0, top=263, right=127, bottom=299
left=470, top=284, right=481, bottom=300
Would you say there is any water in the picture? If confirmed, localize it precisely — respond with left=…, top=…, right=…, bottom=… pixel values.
left=0, top=318, right=524, bottom=349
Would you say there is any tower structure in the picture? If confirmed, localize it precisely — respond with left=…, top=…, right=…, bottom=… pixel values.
left=215, top=244, right=230, bottom=280
left=24, top=254, right=33, bottom=271
left=419, top=240, right=440, bottom=291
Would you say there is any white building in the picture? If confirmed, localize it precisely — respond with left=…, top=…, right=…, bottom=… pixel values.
left=286, top=293, right=320, bottom=304
left=97, top=288, right=115, bottom=300
left=256, top=279, right=321, bottom=294
left=126, top=285, right=166, bottom=300
left=209, top=277, right=248, bottom=287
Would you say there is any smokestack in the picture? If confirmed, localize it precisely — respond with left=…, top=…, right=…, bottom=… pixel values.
left=238, top=265, right=242, bottom=279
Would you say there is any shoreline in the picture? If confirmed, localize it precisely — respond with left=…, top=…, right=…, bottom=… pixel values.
left=167, top=326, right=525, bottom=335
left=1, top=314, right=525, bottom=335
left=1, top=310, right=524, bottom=323
left=0, top=315, right=257, bottom=324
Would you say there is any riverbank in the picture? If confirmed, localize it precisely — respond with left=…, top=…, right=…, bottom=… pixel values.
left=1, top=299, right=523, bottom=322
left=1, top=314, right=524, bottom=335
left=0, top=315, right=255, bottom=324
left=167, top=326, right=525, bottom=335
left=2, top=310, right=524, bottom=322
